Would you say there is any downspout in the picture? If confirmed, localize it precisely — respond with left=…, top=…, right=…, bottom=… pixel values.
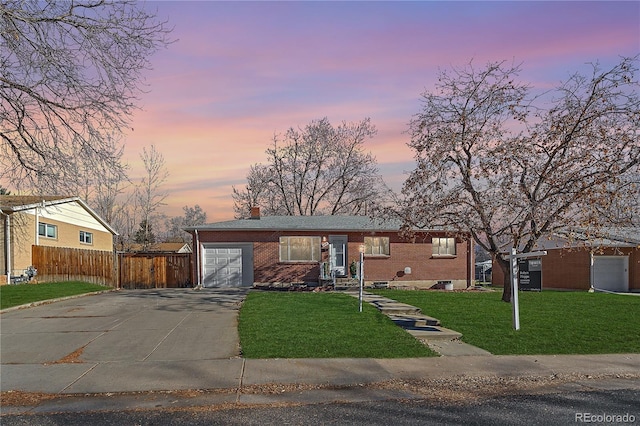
left=194, top=229, right=202, bottom=289
left=1, top=211, right=10, bottom=284
left=35, top=202, right=41, bottom=246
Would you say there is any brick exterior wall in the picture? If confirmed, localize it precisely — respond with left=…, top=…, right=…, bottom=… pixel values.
left=492, top=247, right=640, bottom=291
left=194, top=229, right=472, bottom=289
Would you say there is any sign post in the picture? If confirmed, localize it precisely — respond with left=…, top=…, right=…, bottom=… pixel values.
left=510, top=249, right=520, bottom=330
left=358, top=245, right=365, bottom=313
left=510, top=249, right=547, bottom=330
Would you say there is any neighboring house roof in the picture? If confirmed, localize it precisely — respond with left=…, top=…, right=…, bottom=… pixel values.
left=498, top=227, right=640, bottom=253
left=184, top=215, right=454, bottom=233
left=554, top=228, right=640, bottom=248
left=0, top=195, right=73, bottom=211
left=0, top=195, right=118, bottom=235
left=125, top=242, right=192, bottom=253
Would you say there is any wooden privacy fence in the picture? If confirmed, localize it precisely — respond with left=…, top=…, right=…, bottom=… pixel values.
left=32, top=245, right=115, bottom=286
left=118, top=253, right=192, bottom=289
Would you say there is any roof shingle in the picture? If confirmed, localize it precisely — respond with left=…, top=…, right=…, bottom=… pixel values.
left=184, top=215, right=445, bottom=232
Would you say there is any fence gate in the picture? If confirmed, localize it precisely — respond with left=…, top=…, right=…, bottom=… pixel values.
left=118, top=253, right=192, bottom=289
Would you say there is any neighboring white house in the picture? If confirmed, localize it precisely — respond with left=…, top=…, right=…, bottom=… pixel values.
left=0, top=195, right=117, bottom=284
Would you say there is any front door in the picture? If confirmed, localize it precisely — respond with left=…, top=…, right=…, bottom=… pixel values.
left=329, top=235, right=348, bottom=277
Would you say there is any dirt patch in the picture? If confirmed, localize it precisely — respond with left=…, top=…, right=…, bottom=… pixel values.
left=45, top=345, right=86, bottom=365
left=0, top=388, right=235, bottom=408
left=1, top=391, right=58, bottom=407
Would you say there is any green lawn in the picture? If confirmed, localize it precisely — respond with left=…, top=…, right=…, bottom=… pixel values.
left=238, top=291, right=437, bottom=358
left=373, top=290, right=640, bottom=355
left=0, top=281, right=111, bottom=310
left=6, top=283, right=636, bottom=357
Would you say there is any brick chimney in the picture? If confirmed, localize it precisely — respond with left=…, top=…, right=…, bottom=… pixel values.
left=250, top=206, right=260, bottom=220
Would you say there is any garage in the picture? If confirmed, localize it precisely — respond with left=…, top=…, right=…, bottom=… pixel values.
left=201, top=244, right=253, bottom=288
left=592, top=256, right=629, bottom=292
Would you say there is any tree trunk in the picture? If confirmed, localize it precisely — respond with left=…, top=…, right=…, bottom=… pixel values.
left=496, top=256, right=512, bottom=302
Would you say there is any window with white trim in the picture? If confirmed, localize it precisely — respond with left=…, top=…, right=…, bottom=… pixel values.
left=279, top=236, right=321, bottom=262
left=432, top=237, right=456, bottom=256
left=364, top=236, right=390, bottom=256
left=80, top=230, right=93, bottom=244
left=38, top=222, right=57, bottom=239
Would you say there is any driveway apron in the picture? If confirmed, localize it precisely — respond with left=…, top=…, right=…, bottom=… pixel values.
left=0, top=288, right=248, bottom=393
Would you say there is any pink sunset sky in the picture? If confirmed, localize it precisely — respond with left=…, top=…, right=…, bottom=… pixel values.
left=125, top=1, right=639, bottom=222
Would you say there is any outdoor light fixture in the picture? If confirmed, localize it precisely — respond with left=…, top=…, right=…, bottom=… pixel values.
left=321, top=236, right=329, bottom=249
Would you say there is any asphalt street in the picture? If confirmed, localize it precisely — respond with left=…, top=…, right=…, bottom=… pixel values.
left=2, top=386, right=638, bottom=425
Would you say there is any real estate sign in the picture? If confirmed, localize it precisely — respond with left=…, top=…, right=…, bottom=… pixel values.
left=518, top=258, right=542, bottom=291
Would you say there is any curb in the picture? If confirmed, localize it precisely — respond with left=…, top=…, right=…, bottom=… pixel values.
left=3, top=368, right=639, bottom=415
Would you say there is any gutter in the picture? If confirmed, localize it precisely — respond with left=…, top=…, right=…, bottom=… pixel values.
left=35, top=200, right=43, bottom=246
left=183, top=225, right=463, bottom=234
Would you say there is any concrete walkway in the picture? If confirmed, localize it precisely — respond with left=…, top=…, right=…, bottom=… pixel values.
left=3, top=354, right=639, bottom=414
left=354, top=291, right=492, bottom=356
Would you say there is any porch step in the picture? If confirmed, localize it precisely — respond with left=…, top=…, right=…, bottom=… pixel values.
left=406, top=326, right=462, bottom=342
left=320, top=277, right=361, bottom=290
left=373, top=302, right=421, bottom=315
left=387, top=313, right=440, bottom=328
left=362, top=294, right=423, bottom=316
left=386, top=313, right=460, bottom=341
left=353, top=292, right=491, bottom=355
left=335, top=280, right=359, bottom=290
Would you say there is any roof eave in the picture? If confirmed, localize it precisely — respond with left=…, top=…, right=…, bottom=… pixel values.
left=183, top=225, right=461, bottom=234
left=1, top=196, right=118, bottom=236
left=1, top=196, right=79, bottom=213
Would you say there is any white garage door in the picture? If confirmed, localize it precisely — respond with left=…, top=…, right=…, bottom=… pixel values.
left=592, top=256, right=629, bottom=292
left=202, top=247, right=243, bottom=288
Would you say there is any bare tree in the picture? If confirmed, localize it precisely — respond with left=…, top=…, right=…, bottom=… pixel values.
left=0, top=0, right=171, bottom=194
left=136, top=144, right=168, bottom=250
left=164, top=205, right=207, bottom=243
left=90, top=150, right=135, bottom=250
left=398, top=57, right=640, bottom=302
left=233, top=117, right=391, bottom=218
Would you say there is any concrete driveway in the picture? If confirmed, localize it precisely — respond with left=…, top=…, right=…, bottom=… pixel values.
left=1, top=288, right=248, bottom=393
